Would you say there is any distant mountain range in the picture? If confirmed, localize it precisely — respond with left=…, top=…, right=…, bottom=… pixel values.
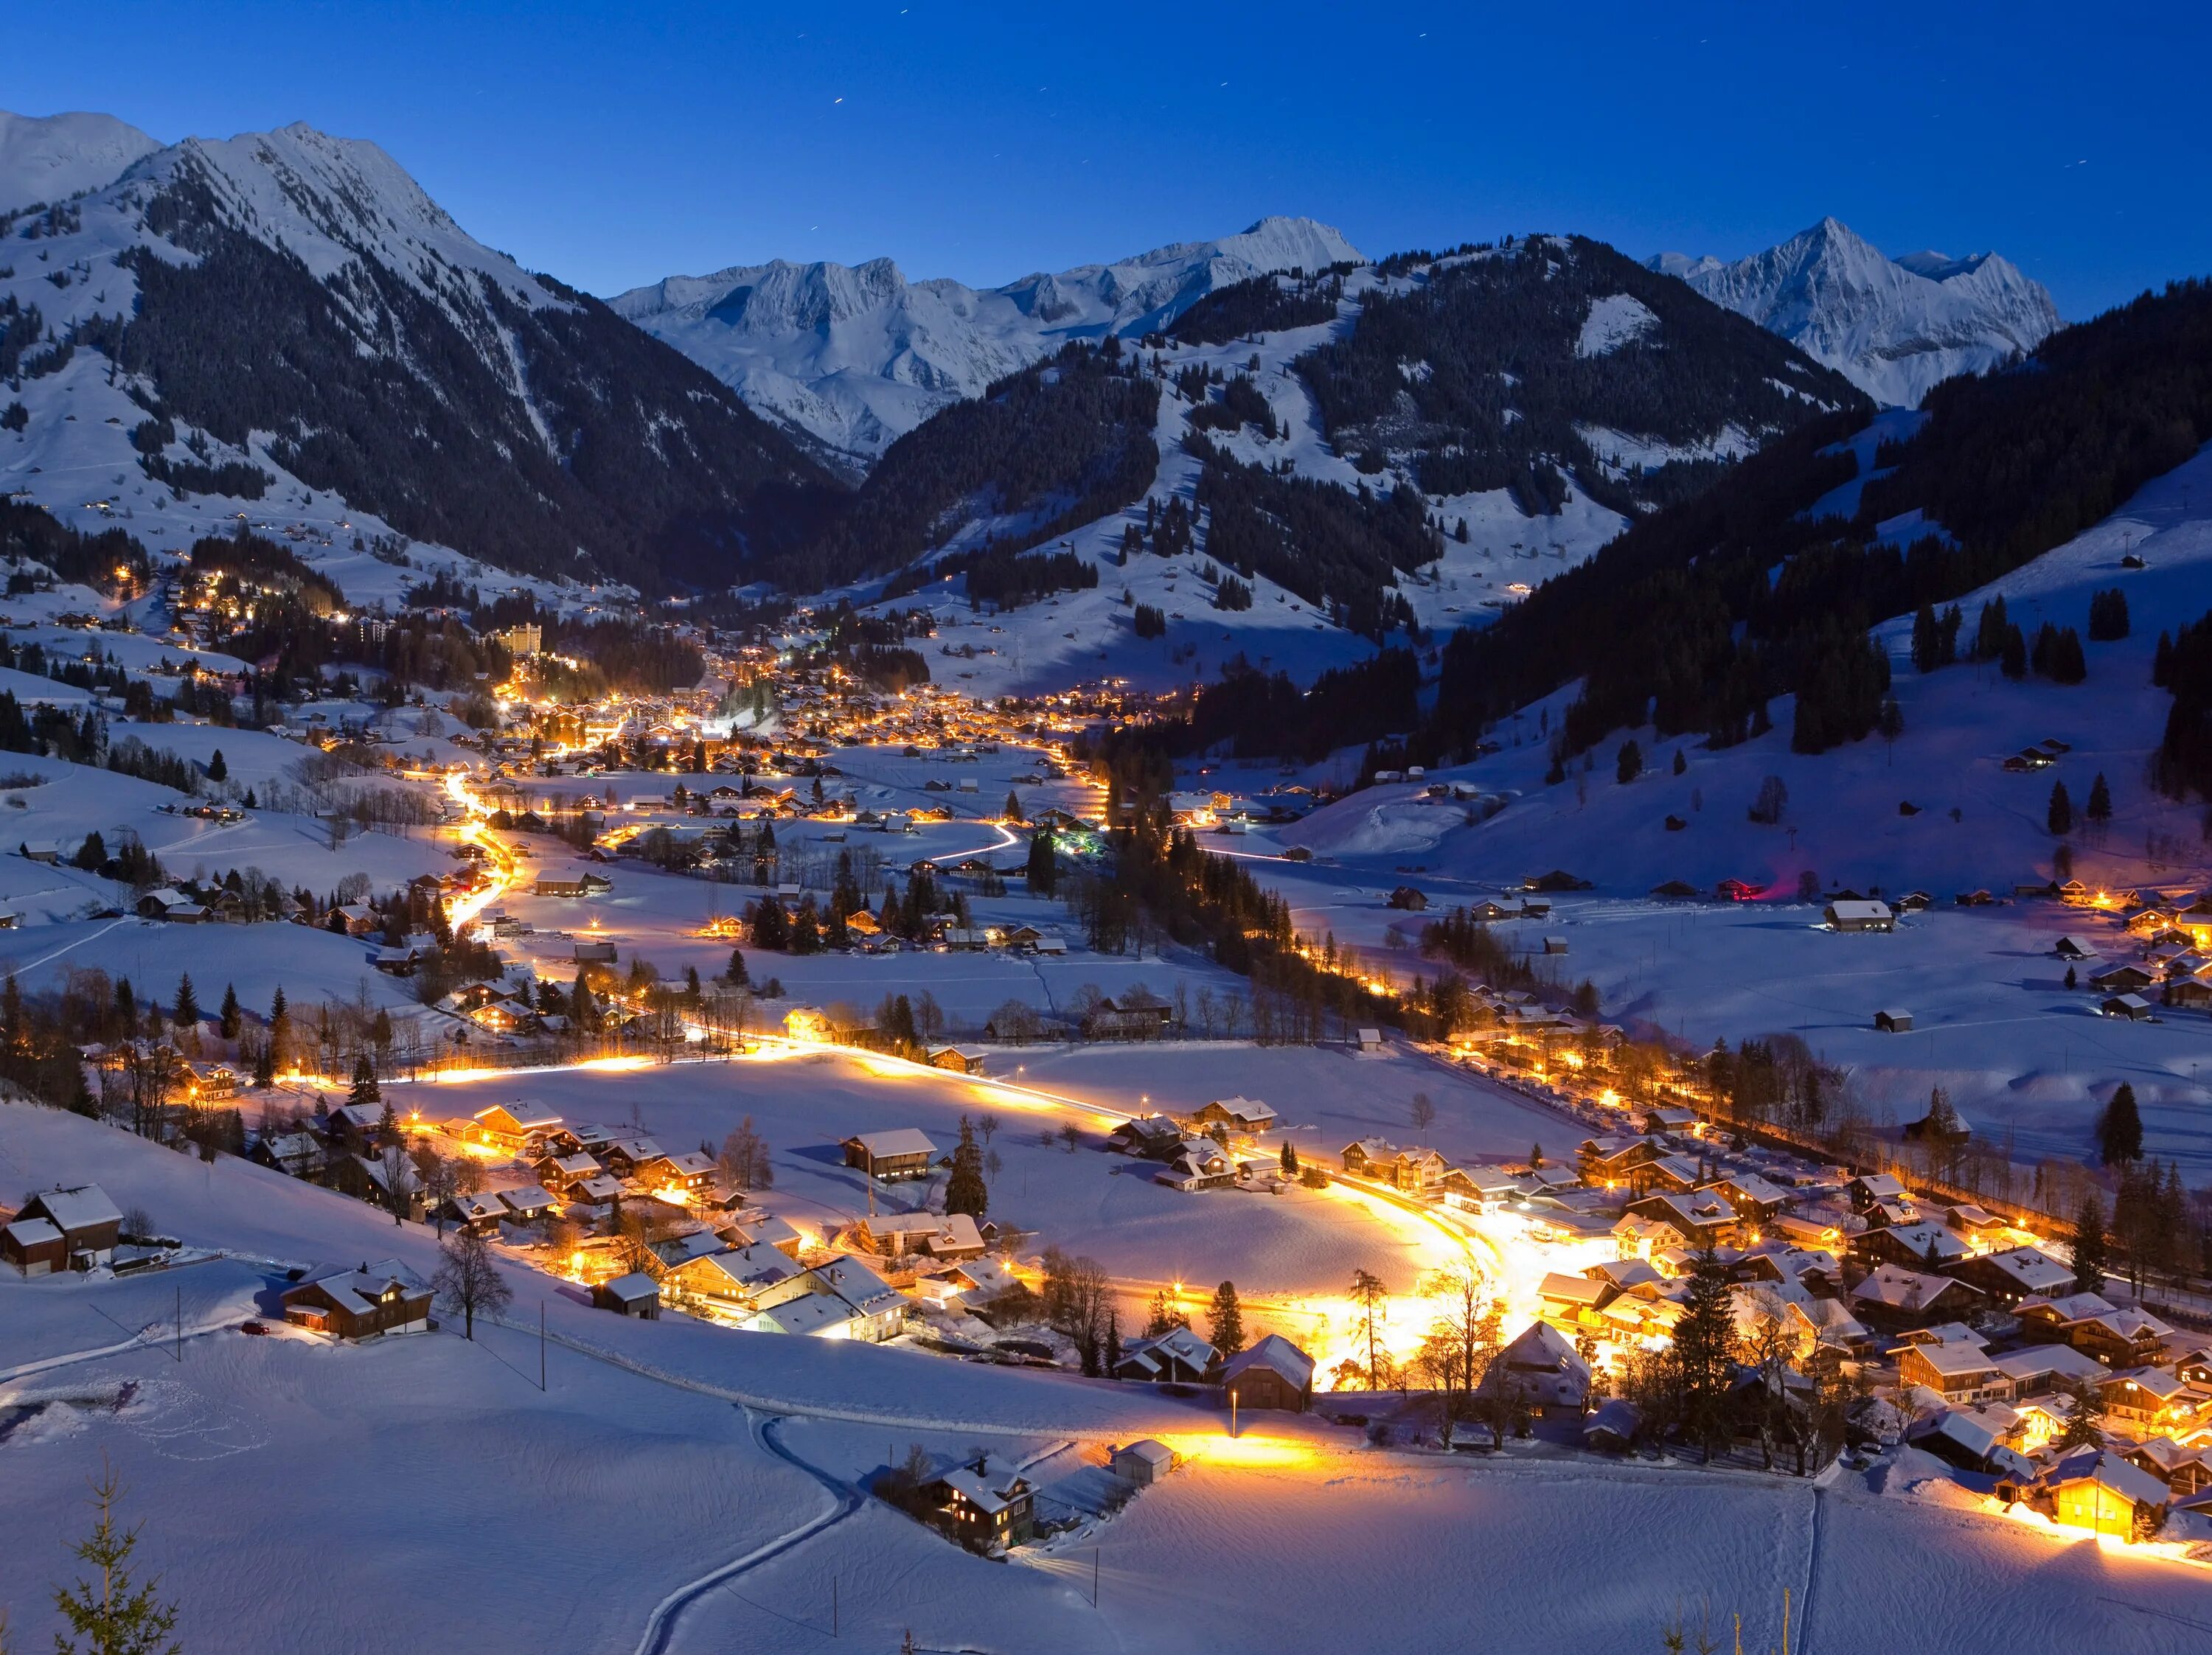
left=611, top=217, right=1363, bottom=471
left=1649, top=217, right=2060, bottom=408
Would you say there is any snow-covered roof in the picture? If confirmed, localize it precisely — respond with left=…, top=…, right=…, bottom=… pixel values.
left=296, top=1258, right=430, bottom=1317
left=27, top=1183, right=122, bottom=1235
left=846, top=1128, right=938, bottom=1159
left=2042, top=1449, right=2171, bottom=1511
left=1221, top=1332, right=1315, bottom=1391
left=4, top=1216, right=61, bottom=1250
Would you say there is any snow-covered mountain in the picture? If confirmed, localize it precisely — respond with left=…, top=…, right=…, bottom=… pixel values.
left=1649, top=217, right=2059, bottom=408
left=0, top=110, right=159, bottom=212
left=612, top=217, right=1362, bottom=470
left=0, top=112, right=826, bottom=593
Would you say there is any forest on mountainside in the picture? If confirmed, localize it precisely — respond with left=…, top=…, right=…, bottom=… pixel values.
left=1299, top=235, right=1865, bottom=516
left=1419, top=277, right=2212, bottom=770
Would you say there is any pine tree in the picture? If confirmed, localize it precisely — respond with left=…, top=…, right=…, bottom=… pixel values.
left=2086, top=772, right=2112, bottom=825
left=1025, top=829, right=1056, bottom=896
left=2098, top=1081, right=2143, bottom=1164
left=218, top=982, right=241, bottom=1041
left=1615, top=740, right=1642, bottom=784
left=724, top=947, right=748, bottom=986
left=349, top=1053, right=380, bottom=1110
left=50, top=1458, right=181, bottom=1655
left=1670, top=1246, right=1736, bottom=1461
left=2071, top=1191, right=2109, bottom=1292
left=2054, top=1377, right=2107, bottom=1451
left=1208, top=1280, right=1245, bottom=1356
left=2047, top=780, right=2073, bottom=836
left=206, top=747, right=228, bottom=782
left=1004, top=790, right=1023, bottom=823
left=944, top=1115, right=988, bottom=1219
left=171, top=975, right=198, bottom=1030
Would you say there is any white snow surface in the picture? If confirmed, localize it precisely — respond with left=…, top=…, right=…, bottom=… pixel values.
left=1573, top=292, right=1659, bottom=359
left=612, top=217, right=1362, bottom=468
left=0, top=111, right=159, bottom=212
left=1650, top=217, right=2059, bottom=408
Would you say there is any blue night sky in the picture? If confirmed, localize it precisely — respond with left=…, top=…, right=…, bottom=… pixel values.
left=12, top=1, right=2205, bottom=317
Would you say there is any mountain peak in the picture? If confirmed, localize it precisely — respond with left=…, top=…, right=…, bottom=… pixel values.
left=1651, top=217, right=2059, bottom=407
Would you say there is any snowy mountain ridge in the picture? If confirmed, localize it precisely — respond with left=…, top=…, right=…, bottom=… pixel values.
left=612, top=217, right=1363, bottom=470
left=1649, top=217, right=2060, bottom=408
left=0, top=110, right=159, bottom=212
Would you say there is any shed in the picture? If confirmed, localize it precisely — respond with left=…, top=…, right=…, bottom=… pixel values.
left=843, top=1129, right=939, bottom=1180
left=1355, top=1027, right=1385, bottom=1053
left=1542, top=935, right=1570, bottom=955
left=1874, top=1008, right=1914, bottom=1034
left=594, top=1272, right=662, bottom=1318
left=1111, top=1439, right=1178, bottom=1486
left=1220, top=1334, right=1315, bottom=1412
left=2101, top=994, right=2154, bottom=1022
left=1825, top=900, right=1895, bottom=933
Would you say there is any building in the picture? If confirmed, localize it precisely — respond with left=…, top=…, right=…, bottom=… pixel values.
left=850, top=1211, right=985, bottom=1261
left=1114, top=1325, right=1218, bottom=1383
left=3, top=1184, right=124, bottom=1273
left=749, top=1255, right=905, bottom=1340
left=842, top=1129, right=939, bottom=1181
left=1156, top=1139, right=1238, bottom=1191
left=594, top=1272, right=662, bottom=1318
left=1107, top=1116, right=1183, bottom=1159
left=1482, top=1322, right=1592, bottom=1415
left=1111, top=1439, right=1178, bottom=1485
left=1340, top=1137, right=1400, bottom=1178
left=919, top=1453, right=1035, bottom=1551
left=1874, top=1008, right=1914, bottom=1033
left=1192, top=1096, right=1276, bottom=1133
left=665, top=1244, right=800, bottom=1311
left=1944, top=1245, right=2072, bottom=1306
left=1220, top=1334, right=1317, bottom=1412
left=927, top=1045, right=990, bottom=1076
left=1825, top=899, right=1895, bottom=933
left=282, top=1260, right=434, bottom=1338
left=1897, top=1336, right=2007, bottom=1404
left=2042, top=1450, right=2171, bottom=1539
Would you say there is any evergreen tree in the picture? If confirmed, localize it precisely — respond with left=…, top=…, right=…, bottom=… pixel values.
left=171, top=975, right=199, bottom=1030
left=1672, top=748, right=1687, bottom=776
left=724, top=946, right=749, bottom=986
left=1208, top=1280, right=1245, bottom=1356
left=1025, top=829, right=1057, bottom=896
left=1670, top=1246, right=1736, bottom=1461
left=2086, top=772, right=2112, bottom=825
left=1004, top=790, right=1023, bottom=823
left=1615, top=739, right=1642, bottom=784
left=2071, top=1191, right=2109, bottom=1292
left=206, top=747, right=228, bottom=782
left=218, top=982, right=242, bottom=1041
left=944, top=1115, right=988, bottom=1219
left=50, top=1459, right=181, bottom=1655
left=748, top=895, right=790, bottom=950
left=349, top=1052, right=380, bottom=1110
left=2097, top=1081, right=2143, bottom=1164
left=2047, top=780, right=2073, bottom=836
left=2054, top=1377, right=2107, bottom=1451
left=1280, top=1140, right=1300, bottom=1177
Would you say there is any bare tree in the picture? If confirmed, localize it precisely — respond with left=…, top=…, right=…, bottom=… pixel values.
left=418, top=1145, right=459, bottom=1236
left=914, top=991, right=945, bottom=1045
left=432, top=1230, right=512, bottom=1339
left=1351, top=1268, right=1389, bottom=1390
left=976, top=1112, right=1000, bottom=1149
left=1409, top=1091, right=1436, bottom=1142
left=717, top=1116, right=774, bottom=1191
left=378, top=1140, right=417, bottom=1225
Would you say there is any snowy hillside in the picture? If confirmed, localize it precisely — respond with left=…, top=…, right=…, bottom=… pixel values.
left=612, top=217, right=1363, bottom=469
left=1651, top=218, right=2059, bottom=408
left=0, top=111, right=158, bottom=212
left=0, top=109, right=827, bottom=596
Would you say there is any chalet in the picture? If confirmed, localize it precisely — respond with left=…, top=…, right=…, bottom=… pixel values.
left=445, top=1191, right=507, bottom=1233
left=1157, top=1139, right=1238, bottom=1191
left=785, top=1006, right=831, bottom=1040
left=1706, top=1172, right=1790, bottom=1219
left=282, top=1259, right=434, bottom=1338
left=594, top=1272, right=662, bottom=1318
left=1110, top=1439, right=1178, bottom=1485
left=722, top=1213, right=804, bottom=1258
left=2090, top=963, right=2154, bottom=994
left=1945, top=1245, right=2072, bottom=1306
left=2, top=1185, right=123, bottom=1273
left=1905, top=1410, right=2035, bottom=1481
left=136, top=888, right=209, bottom=923
left=595, top=1136, right=664, bottom=1179
left=252, top=1132, right=328, bottom=1181
left=843, top=1129, right=939, bottom=1181
left=748, top=1255, right=905, bottom=1340
left=1622, top=1190, right=1743, bottom=1248
left=572, top=938, right=617, bottom=965
left=460, top=1104, right=564, bottom=1156
left=1192, top=1095, right=1277, bottom=1134
left=1537, top=1271, right=1617, bottom=1331
left=535, top=876, right=587, bottom=898
left=1340, top=1136, right=1414, bottom=1180
left=493, top=1184, right=555, bottom=1224
left=2098, top=1366, right=2194, bottom=1433
left=1852, top=1221, right=1968, bottom=1271
left=665, top=1244, right=799, bottom=1310
left=1482, top=1322, right=1592, bottom=1415
left=1898, top=1337, right=2008, bottom=1405
left=1082, top=1003, right=1162, bottom=1042
left=1846, top=1173, right=1907, bottom=1212
left=851, top=1211, right=985, bottom=1261
left=2016, top=1293, right=2171, bottom=1367
left=1107, top=1116, right=1183, bottom=1160
left=1578, top=1135, right=1663, bottom=1186
left=1115, top=1325, right=1217, bottom=1383
left=1102, top=989, right=1172, bottom=1028
left=2040, top=1450, right=2172, bottom=1540
left=2128, top=1438, right=2212, bottom=1499
left=919, top=1452, right=1035, bottom=1551
left=2053, top=935, right=2100, bottom=961
left=1644, top=1106, right=1699, bottom=1135
left=1440, top=1166, right=1524, bottom=1210
left=2101, top=993, right=2155, bottom=1021
left=1824, top=899, right=1894, bottom=933
left=1221, top=1334, right=1316, bottom=1412
left=1847, top=1265, right=1983, bottom=1331
left=636, top=1151, right=717, bottom=1195
left=927, top=1045, right=990, bottom=1076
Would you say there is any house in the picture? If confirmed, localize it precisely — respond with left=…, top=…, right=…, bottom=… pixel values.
left=535, top=876, right=588, bottom=898
left=1847, top=1265, right=1983, bottom=1331
left=1873, top=1008, right=1914, bottom=1033
left=1384, top=1146, right=1449, bottom=1194
left=3, top=1185, right=124, bottom=1272
left=1107, top=1116, right=1183, bottom=1160
left=636, top=1151, right=717, bottom=1195
left=851, top=1211, right=985, bottom=1261
left=927, top=1045, right=990, bottom=1076
left=2101, top=993, right=2155, bottom=1021
left=1898, top=1337, right=2008, bottom=1405
left=665, top=1244, right=799, bottom=1310
left=445, top=1191, right=507, bottom=1233
left=1157, top=1139, right=1238, bottom=1191
left=1111, top=1439, right=1178, bottom=1485
left=1583, top=1398, right=1644, bottom=1454
left=1340, top=1137, right=1399, bottom=1178
left=2053, top=936, right=2100, bottom=961
left=749, top=1255, right=905, bottom=1340
left=282, top=1259, right=434, bottom=1338
left=461, top=1104, right=564, bottom=1155
left=1538, top=1271, right=1617, bottom=1331
left=1192, top=1096, right=1276, bottom=1133
left=2098, top=1367, right=2195, bottom=1433
left=2090, top=964, right=2154, bottom=994
left=919, top=1453, right=1035, bottom=1550
left=1220, top=1334, right=1317, bottom=1412
left=1853, top=1221, right=1968, bottom=1271
left=1481, top=1322, right=1592, bottom=1415
left=1944, top=1245, right=2073, bottom=1306
left=1846, top=1173, right=1907, bottom=1212
left=1116, top=1325, right=1219, bottom=1384
left=843, top=1129, right=939, bottom=1181
left=723, top=1213, right=804, bottom=1258
left=251, top=1132, right=328, bottom=1181
left=136, top=888, right=209, bottom=923
left=2016, top=1293, right=2171, bottom=1367
left=785, top=1006, right=831, bottom=1040
left=2041, top=1450, right=2172, bottom=1540
left=594, top=1272, right=661, bottom=1318
left=1905, top=1410, right=2035, bottom=1481
left=1825, top=899, right=1894, bottom=933
left=1622, top=1190, right=1744, bottom=1248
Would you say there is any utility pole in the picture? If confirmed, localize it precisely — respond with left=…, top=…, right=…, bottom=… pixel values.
left=540, top=1302, right=546, bottom=1390
left=832, top=1574, right=838, bottom=1637
left=175, top=1283, right=182, bottom=1363
left=1093, top=1548, right=1099, bottom=1607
